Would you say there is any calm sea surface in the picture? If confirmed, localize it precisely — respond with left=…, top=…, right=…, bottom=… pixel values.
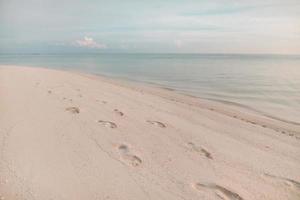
left=1, top=54, right=300, bottom=123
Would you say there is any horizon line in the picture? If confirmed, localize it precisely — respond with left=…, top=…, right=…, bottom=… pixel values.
left=0, top=52, right=300, bottom=57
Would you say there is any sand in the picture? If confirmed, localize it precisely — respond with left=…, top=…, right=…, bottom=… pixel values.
left=0, top=65, right=299, bottom=200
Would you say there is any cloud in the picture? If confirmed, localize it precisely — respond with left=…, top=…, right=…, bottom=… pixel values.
left=75, top=36, right=106, bottom=49
left=174, top=40, right=183, bottom=48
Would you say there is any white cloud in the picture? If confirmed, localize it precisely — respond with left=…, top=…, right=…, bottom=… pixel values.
left=75, top=36, right=107, bottom=49
left=174, top=39, right=183, bottom=48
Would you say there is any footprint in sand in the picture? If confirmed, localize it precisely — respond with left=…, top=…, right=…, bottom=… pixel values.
left=147, top=120, right=166, bottom=128
left=264, top=173, right=300, bottom=191
left=118, top=144, right=142, bottom=167
left=280, top=130, right=286, bottom=134
left=187, top=142, right=213, bottom=159
left=98, top=120, right=117, bottom=128
left=286, top=179, right=300, bottom=189
left=193, top=182, right=244, bottom=200
left=114, top=109, right=124, bottom=116
left=65, top=107, right=80, bottom=114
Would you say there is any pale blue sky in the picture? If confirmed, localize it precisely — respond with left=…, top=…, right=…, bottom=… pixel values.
left=0, top=0, right=299, bottom=54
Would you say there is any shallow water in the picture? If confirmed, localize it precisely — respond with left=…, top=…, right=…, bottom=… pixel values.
left=1, top=53, right=300, bottom=123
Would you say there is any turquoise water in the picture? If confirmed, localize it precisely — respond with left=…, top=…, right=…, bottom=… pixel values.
left=1, top=53, right=300, bottom=123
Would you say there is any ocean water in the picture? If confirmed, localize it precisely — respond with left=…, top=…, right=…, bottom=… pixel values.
left=1, top=53, right=300, bottom=123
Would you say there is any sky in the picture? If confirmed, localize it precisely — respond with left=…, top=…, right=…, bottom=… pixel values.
left=0, top=0, right=300, bottom=54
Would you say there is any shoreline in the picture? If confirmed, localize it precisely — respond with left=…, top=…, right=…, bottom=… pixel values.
left=73, top=66, right=300, bottom=137
left=2, top=65, right=300, bottom=139
left=1, top=63, right=299, bottom=125
left=0, top=65, right=299, bottom=200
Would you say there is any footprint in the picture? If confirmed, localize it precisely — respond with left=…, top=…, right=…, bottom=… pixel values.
left=118, top=144, right=129, bottom=153
left=117, top=144, right=142, bottom=167
left=98, top=120, right=117, bottom=128
left=114, top=109, right=124, bottom=116
left=287, top=179, right=300, bottom=189
left=187, top=142, right=213, bottom=159
left=289, top=180, right=300, bottom=190
left=147, top=120, right=166, bottom=128
left=65, top=107, right=80, bottom=114
left=264, top=173, right=300, bottom=190
left=193, top=182, right=243, bottom=200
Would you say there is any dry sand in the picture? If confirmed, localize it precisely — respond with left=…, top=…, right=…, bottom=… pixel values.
left=0, top=65, right=299, bottom=200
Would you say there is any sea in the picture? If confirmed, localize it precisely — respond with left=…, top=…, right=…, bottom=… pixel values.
left=1, top=53, right=299, bottom=123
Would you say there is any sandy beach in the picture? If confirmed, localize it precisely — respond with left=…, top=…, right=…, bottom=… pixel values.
left=0, top=65, right=299, bottom=200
